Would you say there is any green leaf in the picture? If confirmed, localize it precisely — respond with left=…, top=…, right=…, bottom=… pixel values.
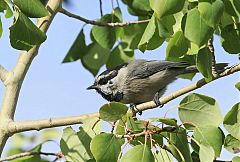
left=13, top=0, right=49, bottom=18
left=178, top=73, right=196, bottom=80
left=90, top=133, right=121, bottom=162
left=159, top=118, right=178, bottom=126
left=61, top=127, right=93, bottom=162
left=198, top=0, right=224, bottom=28
left=82, top=43, right=110, bottom=76
left=196, top=47, right=213, bottom=82
left=149, top=0, right=185, bottom=19
left=0, top=0, right=7, bottom=12
left=199, top=144, right=215, bottom=162
left=61, top=119, right=102, bottom=162
left=190, top=152, right=200, bottom=162
left=153, top=149, right=172, bottom=162
left=124, top=0, right=151, bottom=16
left=11, top=134, right=27, bottom=149
left=173, top=12, right=184, bottom=33
left=113, top=7, right=122, bottom=22
left=80, top=116, right=103, bottom=136
left=232, top=0, right=240, bottom=15
left=184, top=8, right=214, bottom=47
left=220, top=12, right=235, bottom=28
left=145, top=26, right=165, bottom=51
left=9, top=11, right=47, bottom=51
left=106, top=43, right=134, bottom=69
left=130, top=128, right=163, bottom=147
left=235, top=82, right=240, bottom=90
left=223, top=102, right=240, bottom=140
left=166, top=30, right=189, bottom=59
left=5, top=4, right=13, bottom=18
left=166, top=54, right=197, bottom=70
left=116, top=115, right=127, bottom=135
left=168, top=128, right=193, bottom=162
left=179, top=93, right=222, bottom=129
left=122, top=145, right=154, bottom=162
left=132, top=0, right=152, bottom=12
left=40, top=128, right=60, bottom=142
left=191, top=137, right=200, bottom=153
left=221, top=24, right=240, bottom=54
left=233, top=156, right=240, bottom=162
left=222, top=0, right=239, bottom=17
left=224, top=134, right=240, bottom=153
left=24, top=145, right=42, bottom=162
left=157, top=15, right=175, bottom=38
left=187, top=42, right=200, bottom=55
left=63, top=29, right=87, bottom=63
left=194, top=126, right=224, bottom=157
left=99, top=102, right=128, bottom=122
left=121, top=23, right=147, bottom=49
left=138, top=15, right=156, bottom=52
left=152, top=134, right=163, bottom=145
left=9, top=144, right=42, bottom=162
left=127, top=116, right=145, bottom=132
left=92, top=14, right=121, bottom=49
left=148, top=117, right=177, bottom=126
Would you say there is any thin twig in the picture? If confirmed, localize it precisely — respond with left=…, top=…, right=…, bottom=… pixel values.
left=59, top=7, right=150, bottom=27
left=111, top=121, right=117, bottom=133
left=0, top=151, right=60, bottom=162
left=111, top=0, right=114, bottom=10
left=117, top=142, right=128, bottom=162
left=99, top=0, right=103, bottom=16
left=116, top=131, right=146, bottom=139
left=116, top=0, right=120, bottom=8
left=208, top=37, right=219, bottom=77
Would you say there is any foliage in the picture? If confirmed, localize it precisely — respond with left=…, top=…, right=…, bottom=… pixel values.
left=6, top=129, right=61, bottom=162
left=57, top=93, right=238, bottom=162
left=62, top=0, right=239, bottom=81
left=0, top=0, right=239, bottom=161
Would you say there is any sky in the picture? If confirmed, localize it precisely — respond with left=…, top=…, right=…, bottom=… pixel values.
left=0, top=0, right=239, bottom=161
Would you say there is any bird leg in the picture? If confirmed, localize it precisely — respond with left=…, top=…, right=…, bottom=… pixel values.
left=130, top=103, right=142, bottom=115
left=153, top=91, right=164, bottom=108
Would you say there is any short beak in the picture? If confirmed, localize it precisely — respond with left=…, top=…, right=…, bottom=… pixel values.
left=87, top=85, right=98, bottom=90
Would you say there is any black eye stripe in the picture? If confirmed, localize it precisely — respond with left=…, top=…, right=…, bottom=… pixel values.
left=98, top=70, right=118, bottom=85
left=99, top=78, right=107, bottom=85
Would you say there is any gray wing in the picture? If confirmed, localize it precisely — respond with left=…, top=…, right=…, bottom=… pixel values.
left=129, top=60, right=189, bottom=79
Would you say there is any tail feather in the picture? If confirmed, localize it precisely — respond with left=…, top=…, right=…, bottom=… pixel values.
left=183, top=63, right=228, bottom=74
left=215, top=63, right=229, bottom=73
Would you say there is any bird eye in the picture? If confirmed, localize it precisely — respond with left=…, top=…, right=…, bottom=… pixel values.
left=99, top=78, right=108, bottom=85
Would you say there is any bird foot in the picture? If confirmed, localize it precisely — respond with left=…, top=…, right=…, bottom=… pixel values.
left=130, top=103, right=142, bottom=115
left=153, top=92, right=164, bottom=108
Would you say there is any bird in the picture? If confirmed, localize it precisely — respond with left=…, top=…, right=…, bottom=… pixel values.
left=87, top=59, right=227, bottom=107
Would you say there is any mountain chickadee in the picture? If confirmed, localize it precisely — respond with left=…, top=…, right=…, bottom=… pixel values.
left=87, top=59, right=227, bottom=106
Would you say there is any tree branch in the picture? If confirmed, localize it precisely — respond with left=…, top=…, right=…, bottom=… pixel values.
left=0, top=0, right=62, bottom=156
left=0, top=65, right=9, bottom=85
left=0, top=151, right=61, bottom=162
left=134, top=63, right=240, bottom=113
left=59, top=8, right=150, bottom=27
left=8, top=113, right=98, bottom=133
left=4, top=64, right=239, bottom=134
